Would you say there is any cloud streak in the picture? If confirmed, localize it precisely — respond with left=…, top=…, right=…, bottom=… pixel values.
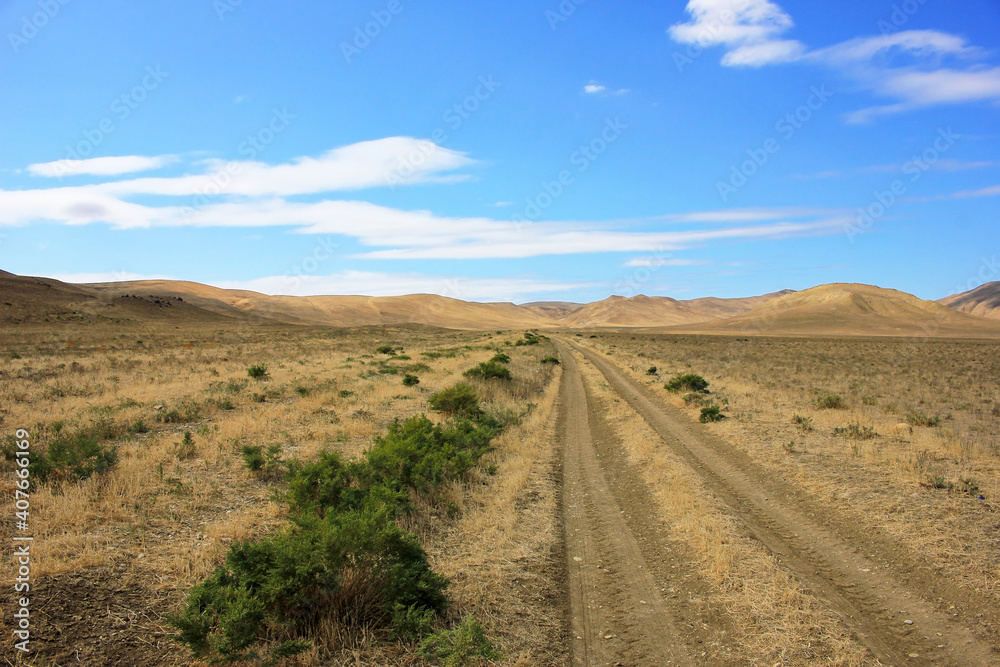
left=669, top=2, right=1000, bottom=121
left=28, top=155, right=179, bottom=177
left=1, top=139, right=846, bottom=261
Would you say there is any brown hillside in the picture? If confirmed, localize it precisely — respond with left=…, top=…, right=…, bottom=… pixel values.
left=561, top=295, right=712, bottom=327
left=0, top=272, right=233, bottom=326
left=84, top=280, right=550, bottom=330
left=681, top=283, right=1000, bottom=337
left=940, top=281, right=1000, bottom=320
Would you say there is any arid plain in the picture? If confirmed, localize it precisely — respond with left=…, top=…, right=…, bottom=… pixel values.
left=2, top=270, right=999, bottom=666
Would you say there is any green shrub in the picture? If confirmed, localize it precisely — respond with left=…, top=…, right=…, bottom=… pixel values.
left=429, top=384, right=482, bottom=418
left=513, top=332, right=540, bottom=347
left=403, top=374, right=420, bottom=387
left=158, top=403, right=201, bottom=424
left=375, top=345, right=396, bottom=355
left=815, top=393, right=844, bottom=409
left=906, top=412, right=940, bottom=427
left=295, top=385, right=310, bottom=397
left=791, top=414, right=814, bottom=432
left=131, top=419, right=149, bottom=434
left=366, top=416, right=499, bottom=496
left=419, top=616, right=501, bottom=666
left=646, top=366, right=657, bottom=375
left=176, top=432, right=196, bottom=460
left=489, top=353, right=510, bottom=364
left=665, top=373, right=709, bottom=393
left=241, top=443, right=284, bottom=480
left=463, top=361, right=511, bottom=381
left=247, top=364, right=269, bottom=380
left=391, top=602, right=435, bottom=641
left=339, top=389, right=354, bottom=398
left=833, top=423, right=878, bottom=440
left=169, top=507, right=448, bottom=663
left=699, top=405, right=725, bottom=423
left=540, top=356, right=560, bottom=365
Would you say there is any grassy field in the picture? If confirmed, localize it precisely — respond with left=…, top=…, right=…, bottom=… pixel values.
left=0, top=322, right=564, bottom=666
left=584, top=332, right=1000, bottom=611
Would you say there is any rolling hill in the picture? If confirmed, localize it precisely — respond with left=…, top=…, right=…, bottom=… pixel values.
left=939, top=281, right=1000, bottom=320
left=679, top=283, right=1000, bottom=337
left=3, top=272, right=999, bottom=336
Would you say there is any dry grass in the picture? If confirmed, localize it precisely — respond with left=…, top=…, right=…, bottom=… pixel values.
left=0, top=323, right=563, bottom=664
left=587, top=333, right=1000, bottom=604
left=576, top=356, right=874, bottom=666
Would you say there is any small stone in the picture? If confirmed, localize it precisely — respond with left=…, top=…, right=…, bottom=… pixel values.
left=573, top=556, right=583, bottom=562
left=904, top=620, right=914, bottom=625
left=909, top=653, right=920, bottom=658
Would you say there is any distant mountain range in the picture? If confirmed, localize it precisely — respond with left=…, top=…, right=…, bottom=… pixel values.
left=2, top=270, right=999, bottom=338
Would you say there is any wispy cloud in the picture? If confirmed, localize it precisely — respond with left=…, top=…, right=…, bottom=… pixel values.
left=914, top=184, right=1000, bottom=201
left=28, top=155, right=178, bottom=177
left=0, top=142, right=845, bottom=261
left=583, top=81, right=629, bottom=96
left=668, top=0, right=805, bottom=67
left=669, top=2, right=1000, bottom=121
left=793, top=159, right=999, bottom=180
left=214, top=271, right=593, bottom=301
left=623, top=257, right=710, bottom=267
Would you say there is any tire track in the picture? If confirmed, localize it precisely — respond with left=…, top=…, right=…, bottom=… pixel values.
left=563, top=338, right=998, bottom=667
left=559, top=342, right=694, bottom=666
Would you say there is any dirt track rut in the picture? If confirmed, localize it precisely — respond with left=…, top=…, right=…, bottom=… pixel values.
left=557, top=338, right=998, bottom=666
left=559, top=341, right=695, bottom=666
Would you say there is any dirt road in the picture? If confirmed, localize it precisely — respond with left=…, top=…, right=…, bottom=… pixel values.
left=556, top=338, right=999, bottom=666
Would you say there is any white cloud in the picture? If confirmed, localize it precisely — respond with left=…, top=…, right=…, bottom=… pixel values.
left=669, top=2, right=1000, bottom=120
left=50, top=271, right=176, bottom=283
left=213, top=271, right=592, bottom=301
left=93, top=137, right=476, bottom=198
left=0, top=140, right=845, bottom=262
left=669, top=0, right=804, bottom=66
left=624, top=257, right=709, bottom=267
left=583, top=81, right=629, bottom=96
left=917, top=184, right=1000, bottom=201
left=28, top=155, right=178, bottom=178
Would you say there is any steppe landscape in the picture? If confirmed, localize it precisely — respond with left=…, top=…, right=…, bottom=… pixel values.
left=2, top=270, right=999, bottom=666
left=4, top=3, right=1000, bottom=665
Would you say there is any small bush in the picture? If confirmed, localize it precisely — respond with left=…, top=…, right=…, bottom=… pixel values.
left=295, top=386, right=310, bottom=397
left=489, top=353, right=510, bottom=364
left=665, top=373, right=709, bottom=393
left=463, top=361, right=511, bottom=381
left=646, top=366, right=657, bottom=375
left=791, top=414, right=814, bottom=432
left=176, top=432, right=196, bottom=460
left=131, top=419, right=149, bottom=434
left=375, top=345, right=396, bottom=355
left=170, top=508, right=448, bottom=663
left=683, top=392, right=712, bottom=407
left=540, top=356, right=560, bottom=365
left=957, top=477, right=980, bottom=496
left=241, top=443, right=284, bottom=481
left=513, top=332, right=540, bottom=347
left=429, top=384, right=482, bottom=418
left=833, top=423, right=878, bottom=440
left=339, top=390, right=354, bottom=398
left=247, top=364, right=270, bottom=380
left=906, top=412, right=940, bottom=427
left=699, top=405, right=725, bottom=423
left=419, top=616, right=501, bottom=666
left=403, top=374, right=420, bottom=387
left=815, top=393, right=844, bottom=410
left=42, top=435, right=117, bottom=482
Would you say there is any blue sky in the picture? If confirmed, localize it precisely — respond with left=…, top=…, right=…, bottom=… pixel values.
left=1, top=0, right=998, bottom=303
